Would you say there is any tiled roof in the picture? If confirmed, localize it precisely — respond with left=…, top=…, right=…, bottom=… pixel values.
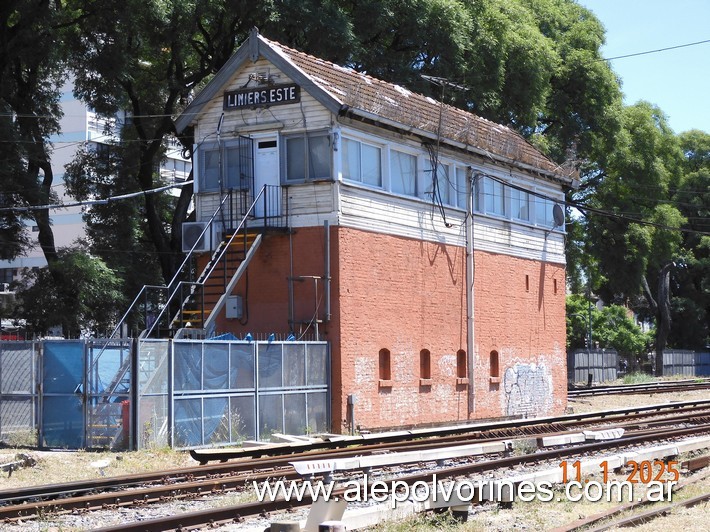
left=265, top=37, right=569, bottom=181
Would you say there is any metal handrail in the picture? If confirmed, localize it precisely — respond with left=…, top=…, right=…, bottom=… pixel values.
left=89, top=194, right=232, bottom=371
left=143, top=185, right=272, bottom=338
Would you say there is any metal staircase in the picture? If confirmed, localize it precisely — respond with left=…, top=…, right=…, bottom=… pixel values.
left=168, top=229, right=263, bottom=334
left=143, top=185, right=286, bottom=339
left=82, top=185, right=287, bottom=449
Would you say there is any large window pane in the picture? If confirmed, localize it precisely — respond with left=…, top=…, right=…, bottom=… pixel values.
left=536, top=197, right=555, bottom=226
left=225, top=146, right=241, bottom=189
left=286, top=137, right=306, bottom=181
left=174, top=398, right=202, bottom=447
left=258, top=394, right=283, bottom=438
left=308, top=136, right=330, bottom=179
left=426, top=161, right=449, bottom=204
left=342, top=138, right=360, bottom=181
left=285, top=135, right=330, bottom=181
left=258, top=344, right=282, bottom=388
left=283, top=393, right=307, bottom=435
left=203, top=344, right=229, bottom=390
left=230, top=344, right=254, bottom=389
left=343, top=137, right=382, bottom=186
left=361, top=144, right=381, bottom=186
left=391, top=150, right=416, bottom=195
left=306, top=344, right=328, bottom=386
left=511, top=188, right=531, bottom=221
left=456, top=167, right=468, bottom=209
left=201, top=148, right=220, bottom=191
left=230, top=395, right=256, bottom=442
left=481, top=177, right=506, bottom=216
left=283, top=344, right=306, bottom=387
left=174, top=342, right=202, bottom=391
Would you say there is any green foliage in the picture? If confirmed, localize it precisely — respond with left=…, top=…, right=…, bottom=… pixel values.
left=622, top=372, right=655, bottom=385
left=16, top=250, right=125, bottom=337
left=0, top=1, right=68, bottom=263
left=566, top=295, right=651, bottom=360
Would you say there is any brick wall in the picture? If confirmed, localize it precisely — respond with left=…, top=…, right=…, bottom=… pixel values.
left=209, top=225, right=566, bottom=432
left=336, top=227, right=567, bottom=430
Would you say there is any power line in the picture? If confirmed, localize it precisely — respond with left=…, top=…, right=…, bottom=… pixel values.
left=598, top=38, right=710, bottom=62
left=0, top=181, right=192, bottom=213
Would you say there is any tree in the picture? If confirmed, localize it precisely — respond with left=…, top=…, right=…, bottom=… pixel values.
left=16, top=249, right=124, bottom=338
left=64, top=0, right=277, bottom=285
left=4, top=0, right=630, bottom=336
left=583, top=102, right=686, bottom=374
left=0, top=1, right=68, bottom=265
left=669, top=130, right=710, bottom=348
left=566, top=295, right=651, bottom=367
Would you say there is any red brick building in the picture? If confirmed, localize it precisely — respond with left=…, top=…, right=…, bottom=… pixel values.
left=174, top=29, right=574, bottom=432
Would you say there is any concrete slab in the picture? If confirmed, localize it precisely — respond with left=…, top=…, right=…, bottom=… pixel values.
left=539, top=433, right=585, bottom=447
left=675, top=436, right=710, bottom=454
left=583, top=428, right=624, bottom=441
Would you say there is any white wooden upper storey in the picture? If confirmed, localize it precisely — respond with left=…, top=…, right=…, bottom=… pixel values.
left=176, top=30, right=574, bottom=265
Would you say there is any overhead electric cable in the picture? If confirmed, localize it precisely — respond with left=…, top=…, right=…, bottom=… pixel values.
left=0, top=181, right=193, bottom=213
left=598, top=38, right=710, bottom=62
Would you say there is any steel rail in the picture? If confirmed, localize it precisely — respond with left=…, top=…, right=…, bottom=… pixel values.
left=190, top=399, right=710, bottom=462
left=3, top=400, right=710, bottom=508
left=93, top=422, right=710, bottom=532
left=1, top=416, right=708, bottom=521
left=568, top=379, right=710, bottom=397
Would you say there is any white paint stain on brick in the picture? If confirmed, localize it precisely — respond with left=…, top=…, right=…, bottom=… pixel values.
left=438, top=354, right=456, bottom=377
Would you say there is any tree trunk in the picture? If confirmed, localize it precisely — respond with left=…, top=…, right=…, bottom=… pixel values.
left=654, top=263, right=673, bottom=377
left=642, top=263, right=673, bottom=377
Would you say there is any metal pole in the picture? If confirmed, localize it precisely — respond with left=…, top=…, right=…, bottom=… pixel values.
left=324, top=220, right=331, bottom=323
left=466, top=168, right=475, bottom=416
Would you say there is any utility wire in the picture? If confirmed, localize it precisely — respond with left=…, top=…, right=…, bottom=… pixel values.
left=0, top=181, right=193, bottom=213
left=598, top=38, right=710, bottom=62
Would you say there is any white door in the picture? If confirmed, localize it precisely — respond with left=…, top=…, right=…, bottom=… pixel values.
left=254, top=138, right=279, bottom=217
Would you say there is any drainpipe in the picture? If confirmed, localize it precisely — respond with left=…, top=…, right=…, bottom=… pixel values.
left=466, top=167, right=476, bottom=416
left=324, top=220, right=331, bottom=323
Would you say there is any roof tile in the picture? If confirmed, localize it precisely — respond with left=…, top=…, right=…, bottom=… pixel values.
left=264, top=37, right=567, bottom=179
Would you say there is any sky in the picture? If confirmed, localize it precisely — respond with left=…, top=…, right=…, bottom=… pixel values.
left=579, top=0, right=710, bottom=134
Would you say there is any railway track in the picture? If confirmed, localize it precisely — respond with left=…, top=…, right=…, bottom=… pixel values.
left=1, top=399, right=710, bottom=529
left=95, top=421, right=710, bottom=532
left=568, top=378, right=710, bottom=397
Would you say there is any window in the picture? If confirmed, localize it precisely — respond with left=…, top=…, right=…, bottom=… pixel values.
left=379, top=349, right=391, bottom=382
left=455, top=167, right=468, bottom=209
left=342, top=138, right=382, bottom=187
left=456, top=349, right=467, bottom=379
left=0, top=269, right=14, bottom=285
left=525, top=274, right=530, bottom=292
left=478, top=176, right=506, bottom=216
left=511, top=188, right=531, bottom=221
left=424, top=160, right=451, bottom=205
left=198, top=137, right=253, bottom=192
left=420, top=349, right=431, bottom=380
left=535, top=197, right=556, bottom=227
left=390, top=150, right=416, bottom=196
left=200, top=146, right=220, bottom=191
left=490, top=350, right=500, bottom=382
left=284, top=133, right=330, bottom=182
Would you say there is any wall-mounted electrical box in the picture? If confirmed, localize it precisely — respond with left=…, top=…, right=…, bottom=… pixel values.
left=226, top=295, right=243, bottom=319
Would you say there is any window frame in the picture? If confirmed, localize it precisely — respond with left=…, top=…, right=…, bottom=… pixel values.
left=341, top=136, right=383, bottom=188
left=281, top=131, right=332, bottom=183
left=389, top=148, right=418, bottom=197
left=196, top=139, right=251, bottom=193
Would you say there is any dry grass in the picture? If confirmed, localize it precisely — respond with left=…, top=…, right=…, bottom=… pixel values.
left=0, top=447, right=193, bottom=491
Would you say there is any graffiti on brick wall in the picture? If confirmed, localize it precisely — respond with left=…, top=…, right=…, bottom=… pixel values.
left=502, top=363, right=552, bottom=417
